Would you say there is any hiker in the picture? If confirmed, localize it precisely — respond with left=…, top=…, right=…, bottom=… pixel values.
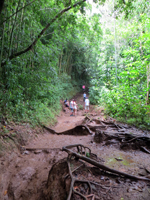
left=70, top=99, right=74, bottom=116
left=85, top=97, right=90, bottom=113
left=83, top=92, right=86, bottom=102
left=73, top=99, right=78, bottom=116
left=64, top=99, right=69, bottom=112
left=82, top=85, right=85, bottom=92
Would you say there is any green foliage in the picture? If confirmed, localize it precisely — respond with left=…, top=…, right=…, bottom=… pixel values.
left=35, top=103, right=59, bottom=126
left=1, top=0, right=150, bottom=130
left=99, top=86, right=150, bottom=128
left=89, top=86, right=101, bottom=104
left=86, top=152, right=90, bottom=157
left=86, top=2, right=150, bottom=129
left=0, top=0, right=94, bottom=125
left=78, top=104, right=83, bottom=110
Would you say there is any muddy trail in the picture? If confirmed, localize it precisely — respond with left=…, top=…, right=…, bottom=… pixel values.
left=0, top=93, right=150, bottom=200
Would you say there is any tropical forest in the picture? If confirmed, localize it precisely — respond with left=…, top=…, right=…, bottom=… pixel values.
left=0, top=0, right=150, bottom=200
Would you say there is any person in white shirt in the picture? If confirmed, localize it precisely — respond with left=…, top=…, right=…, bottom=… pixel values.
left=73, top=99, right=77, bottom=116
left=70, top=99, right=74, bottom=116
left=85, top=97, right=89, bottom=112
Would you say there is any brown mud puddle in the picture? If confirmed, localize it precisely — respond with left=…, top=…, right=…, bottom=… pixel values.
left=0, top=93, right=150, bottom=200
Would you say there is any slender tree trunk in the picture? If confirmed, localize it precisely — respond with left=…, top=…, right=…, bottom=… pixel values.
left=59, top=51, right=63, bottom=75
left=1, top=0, right=7, bottom=89
left=66, top=49, right=73, bottom=74
left=0, top=16, right=5, bottom=68
left=8, top=0, right=21, bottom=57
left=0, top=0, right=5, bottom=15
left=1, top=0, right=37, bottom=25
left=146, top=64, right=150, bottom=105
left=16, top=0, right=25, bottom=52
left=63, top=50, right=68, bottom=73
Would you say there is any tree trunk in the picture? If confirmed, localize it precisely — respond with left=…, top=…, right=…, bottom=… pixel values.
left=0, top=12, right=5, bottom=68
left=0, top=0, right=5, bottom=15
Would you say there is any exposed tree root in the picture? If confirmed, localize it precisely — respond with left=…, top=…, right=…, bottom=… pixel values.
left=43, top=124, right=92, bottom=135
left=140, top=146, right=150, bottom=154
left=62, top=144, right=150, bottom=183
left=66, top=159, right=92, bottom=200
left=82, top=118, right=130, bottom=136
left=22, top=147, right=61, bottom=152
left=94, top=130, right=150, bottom=153
left=43, top=143, right=150, bottom=199
left=0, top=132, right=22, bottom=149
left=42, top=125, right=56, bottom=134
left=1, top=134, right=16, bottom=143
left=64, top=162, right=85, bottom=179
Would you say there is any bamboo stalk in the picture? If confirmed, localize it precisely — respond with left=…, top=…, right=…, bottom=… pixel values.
left=16, top=0, right=25, bottom=52
left=0, top=12, right=6, bottom=68
left=59, top=51, right=63, bottom=75
left=66, top=49, right=73, bottom=74
left=1, top=0, right=37, bottom=25
left=8, top=0, right=21, bottom=57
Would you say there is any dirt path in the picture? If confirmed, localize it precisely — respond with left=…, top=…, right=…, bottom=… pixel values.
left=0, top=93, right=150, bottom=200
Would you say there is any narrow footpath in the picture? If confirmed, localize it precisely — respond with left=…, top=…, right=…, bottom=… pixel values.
left=0, top=93, right=150, bottom=200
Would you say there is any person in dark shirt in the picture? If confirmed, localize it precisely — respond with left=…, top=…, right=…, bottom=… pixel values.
left=64, top=99, right=69, bottom=112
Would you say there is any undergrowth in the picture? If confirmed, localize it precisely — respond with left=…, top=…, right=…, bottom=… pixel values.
left=0, top=74, right=79, bottom=127
left=89, top=86, right=150, bottom=130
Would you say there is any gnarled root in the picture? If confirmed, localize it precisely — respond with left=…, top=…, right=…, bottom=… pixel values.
left=62, top=144, right=150, bottom=183
left=66, top=158, right=92, bottom=200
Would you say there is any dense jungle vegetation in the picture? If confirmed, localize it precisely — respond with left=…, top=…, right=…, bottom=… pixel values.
left=0, top=0, right=150, bottom=129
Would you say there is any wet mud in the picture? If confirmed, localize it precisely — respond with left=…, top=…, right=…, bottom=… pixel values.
left=0, top=93, right=150, bottom=200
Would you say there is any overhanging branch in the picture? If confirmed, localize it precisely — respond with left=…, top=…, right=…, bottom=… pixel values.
left=1, top=0, right=86, bottom=67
